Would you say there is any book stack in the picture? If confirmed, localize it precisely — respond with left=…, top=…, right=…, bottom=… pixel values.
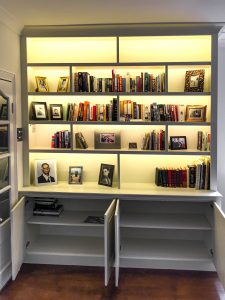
left=119, top=102, right=185, bottom=122
left=33, top=198, right=64, bottom=216
left=141, top=130, right=165, bottom=150
left=75, top=132, right=88, bottom=149
left=67, top=99, right=118, bottom=122
left=155, top=158, right=210, bottom=190
left=197, top=131, right=210, bottom=151
left=51, top=130, right=71, bottom=148
left=74, top=71, right=165, bottom=93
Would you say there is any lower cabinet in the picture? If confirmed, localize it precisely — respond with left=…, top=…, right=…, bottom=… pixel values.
left=0, top=218, right=11, bottom=290
left=10, top=195, right=225, bottom=289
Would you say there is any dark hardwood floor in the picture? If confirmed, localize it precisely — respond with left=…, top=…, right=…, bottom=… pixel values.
left=0, top=264, right=225, bottom=300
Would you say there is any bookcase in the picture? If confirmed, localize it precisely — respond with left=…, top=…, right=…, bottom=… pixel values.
left=13, top=24, right=225, bottom=288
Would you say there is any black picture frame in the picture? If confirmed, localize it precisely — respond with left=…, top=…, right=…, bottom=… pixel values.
left=94, top=132, right=121, bottom=149
left=50, top=104, right=63, bottom=120
left=170, top=136, right=187, bottom=150
left=128, top=142, right=137, bottom=149
left=68, top=166, right=83, bottom=184
left=98, top=163, right=114, bottom=187
left=31, top=102, right=48, bottom=120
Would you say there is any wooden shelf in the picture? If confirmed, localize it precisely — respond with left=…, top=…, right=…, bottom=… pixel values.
left=28, top=92, right=211, bottom=96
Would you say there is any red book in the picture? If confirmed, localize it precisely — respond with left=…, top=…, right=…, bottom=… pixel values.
left=138, top=76, right=141, bottom=92
left=181, top=168, right=187, bottom=188
left=112, top=69, right=115, bottom=92
left=93, top=105, right=97, bottom=121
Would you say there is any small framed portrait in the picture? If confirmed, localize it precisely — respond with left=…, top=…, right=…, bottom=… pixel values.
left=128, top=142, right=137, bottom=149
left=184, top=69, right=205, bottom=92
left=35, top=76, right=49, bottom=92
left=34, top=159, right=57, bottom=186
left=0, top=104, right=8, bottom=120
left=50, top=104, right=63, bottom=120
left=186, top=105, right=207, bottom=122
left=170, top=136, right=187, bottom=150
left=57, top=76, right=69, bottom=92
left=98, top=163, right=114, bottom=187
left=68, top=166, right=83, bottom=184
left=31, top=102, right=48, bottom=120
left=94, top=132, right=121, bottom=149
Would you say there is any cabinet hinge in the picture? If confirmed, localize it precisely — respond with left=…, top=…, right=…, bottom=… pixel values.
left=17, top=128, right=23, bottom=141
left=26, top=241, right=30, bottom=248
left=210, top=249, right=214, bottom=257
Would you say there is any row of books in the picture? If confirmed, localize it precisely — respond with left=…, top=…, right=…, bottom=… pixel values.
left=51, top=130, right=71, bottom=148
left=197, top=131, right=210, bottom=151
left=33, top=198, right=64, bottom=216
left=120, top=102, right=186, bottom=122
left=74, top=71, right=165, bottom=93
left=155, top=158, right=210, bottom=190
left=67, top=99, right=118, bottom=122
left=141, top=130, right=165, bottom=150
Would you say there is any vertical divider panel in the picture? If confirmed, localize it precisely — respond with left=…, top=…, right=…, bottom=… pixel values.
left=115, top=199, right=120, bottom=287
left=165, top=64, right=168, bottom=93
left=69, top=65, right=73, bottom=93
left=104, top=198, right=116, bottom=286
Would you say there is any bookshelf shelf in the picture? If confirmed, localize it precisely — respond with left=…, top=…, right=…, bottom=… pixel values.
left=28, top=92, right=211, bottom=96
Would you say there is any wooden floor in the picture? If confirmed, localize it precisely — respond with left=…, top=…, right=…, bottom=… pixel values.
left=0, top=264, right=225, bottom=300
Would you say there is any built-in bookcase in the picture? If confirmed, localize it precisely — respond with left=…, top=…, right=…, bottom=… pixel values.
left=16, top=25, right=225, bottom=288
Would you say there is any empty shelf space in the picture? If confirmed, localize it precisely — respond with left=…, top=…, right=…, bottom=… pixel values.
left=120, top=213, right=211, bottom=230
left=120, top=238, right=212, bottom=261
left=26, top=235, right=104, bottom=257
left=27, top=211, right=104, bottom=226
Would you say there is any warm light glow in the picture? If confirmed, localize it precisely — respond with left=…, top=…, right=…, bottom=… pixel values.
left=119, top=36, right=211, bottom=62
left=27, top=37, right=117, bottom=63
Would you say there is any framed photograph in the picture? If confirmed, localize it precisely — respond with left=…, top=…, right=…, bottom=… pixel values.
left=57, top=76, right=69, bottom=92
left=94, top=132, right=121, bottom=149
left=34, top=159, right=57, bottom=186
left=184, top=69, right=205, bottom=92
left=68, top=166, right=83, bottom=184
left=50, top=104, right=63, bottom=120
left=98, top=163, right=114, bottom=187
left=31, top=102, right=48, bottom=120
left=0, top=104, right=8, bottom=120
left=185, top=105, right=207, bottom=122
left=128, top=142, right=137, bottom=149
left=170, top=136, right=187, bottom=150
left=35, top=76, right=49, bottom=92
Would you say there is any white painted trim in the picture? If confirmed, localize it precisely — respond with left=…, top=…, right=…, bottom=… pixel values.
left=0, top=4, right=23, bottom=34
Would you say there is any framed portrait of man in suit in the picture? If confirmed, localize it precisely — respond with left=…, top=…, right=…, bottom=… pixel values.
left=34, top=159, right=57, bottom=186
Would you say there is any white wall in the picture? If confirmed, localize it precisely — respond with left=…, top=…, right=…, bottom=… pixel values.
left=0, top=21, right=22, bottom=193
left=218, top=36, right=225, bottom=212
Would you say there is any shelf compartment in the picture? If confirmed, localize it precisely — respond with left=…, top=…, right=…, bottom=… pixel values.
left=25, top=235, right=104, bottom=266
left=27, top=37, right=117, bottom=64
left=120, top=238, right=214, bottom=271
left=119, top=36, right=211, bottom=63
left=27, top=211, right=104, bottom=227
left=120, top=213, right=211, bottom=230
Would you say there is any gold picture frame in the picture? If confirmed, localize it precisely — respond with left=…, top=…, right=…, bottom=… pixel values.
left=185, top=105, right=207, bottom=122
left=57, top=76, right=69, bottom=92
left=184, top=69, right=205, bottom=92
left=35, top=76, right=49, bottom=92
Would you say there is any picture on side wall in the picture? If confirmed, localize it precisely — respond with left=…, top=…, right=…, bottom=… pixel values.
left=34, top=159, right=57, bottom=186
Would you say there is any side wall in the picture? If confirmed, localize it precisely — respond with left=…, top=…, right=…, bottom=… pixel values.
left=0, top=21, right=22, bottom=196
left=218, top=36, right=225, bottom=212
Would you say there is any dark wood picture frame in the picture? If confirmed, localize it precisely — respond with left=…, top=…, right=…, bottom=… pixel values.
left=128, top=142, right=137, bottom=149
left=170, top=136, right=187, bottom=150
left=94, top=132, right=121, bottom=149
left=184, top=69, right=205, bottom=92
left=31, top=102, right=48, bottom=120
left=50, top=104, right=63, bottom=120
left=98, top=163, right=114, bottom=187
left=68, top=166, right=83, bottom=184
left=185, top=105, right=207, bottom=122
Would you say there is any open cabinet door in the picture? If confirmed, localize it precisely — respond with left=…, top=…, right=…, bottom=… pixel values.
left=214, top=203, right=225, bottom=289
left=115, top=199, right=120, bottom=287
left=104, top=198, right=117, bottom=286
left=11, top=197, right=25, bottom=280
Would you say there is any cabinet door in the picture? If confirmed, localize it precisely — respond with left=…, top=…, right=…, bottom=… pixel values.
left=104, top=198, right=117, bottom=286
left=115, top=199, right=120, bottom=287
left=214, top=203, right=225, bottom=289
left=11, top=197, right=25, bottom=280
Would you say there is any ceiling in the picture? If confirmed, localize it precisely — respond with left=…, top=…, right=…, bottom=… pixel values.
left=0, top=0, right=225, bottom=32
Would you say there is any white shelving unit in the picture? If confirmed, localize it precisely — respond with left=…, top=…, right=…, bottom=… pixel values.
left=12, top=24, right=225, bottom=289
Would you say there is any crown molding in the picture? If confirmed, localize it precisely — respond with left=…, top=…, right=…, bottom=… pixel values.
left=0, top=4, right=23, bottom=34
